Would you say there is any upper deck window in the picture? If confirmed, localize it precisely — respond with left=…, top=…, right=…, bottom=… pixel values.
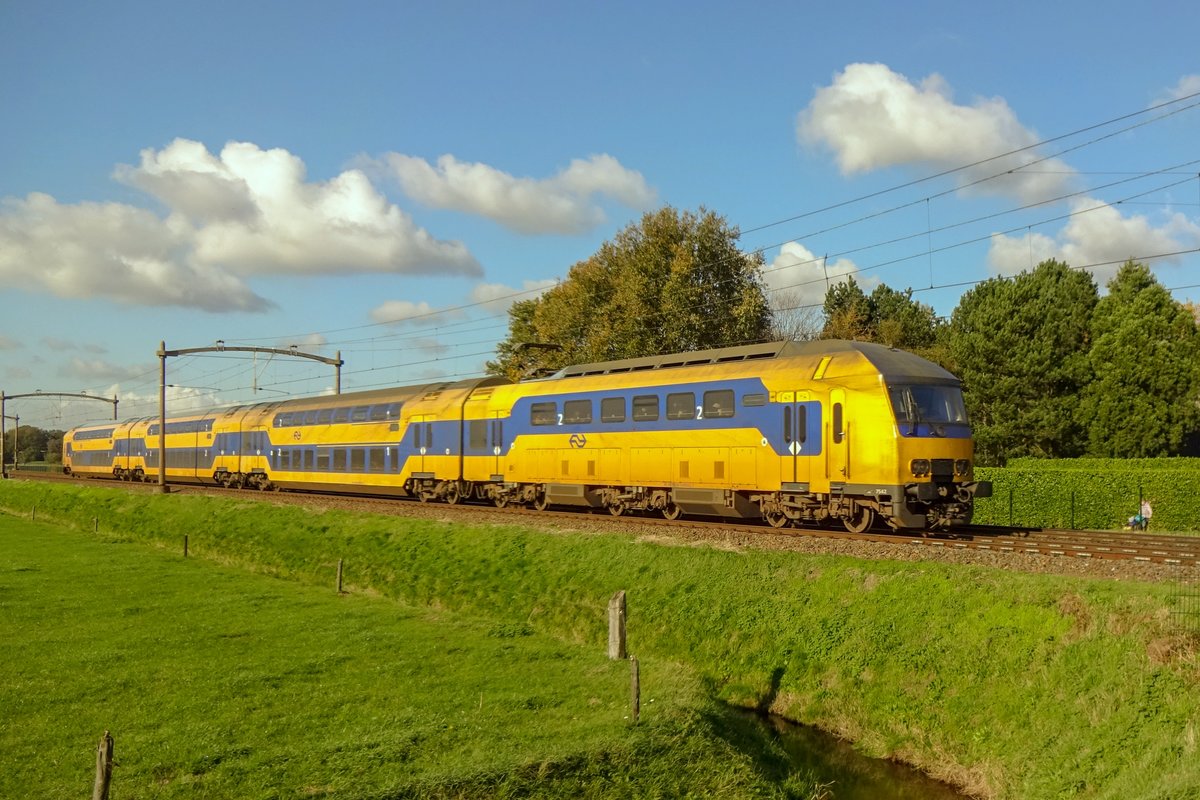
left=888, top=385, right=969, bottom=426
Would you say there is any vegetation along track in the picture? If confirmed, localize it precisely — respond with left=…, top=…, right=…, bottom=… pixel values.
left=14, top=469, right=1199, bottom=582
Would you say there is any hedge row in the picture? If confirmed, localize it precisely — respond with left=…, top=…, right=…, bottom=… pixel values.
left=975, top=458, right=1200, bottom=531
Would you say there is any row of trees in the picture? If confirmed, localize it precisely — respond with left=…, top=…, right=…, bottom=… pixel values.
left=3, top=426, right=64, bottom=466
left=490, top=206, right=1200, bottom=465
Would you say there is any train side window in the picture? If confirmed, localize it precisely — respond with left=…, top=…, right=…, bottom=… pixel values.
left=531, top=402, right=557, bottom=426
left=304, top=410, right=319, bottom=426
left=351, top=449, right=365, bottom=472
left=333, top=408, right=350, bottom=424
left=632, top=395, right=659, bottom=422
left=386, top=403, right=401, bottom=419
left=666, top=392, right=695, bottom=420
left=317, top=408, right=333, bottom=425
left=833, top=403, right=844, bottom=443
left=351, top=407, right=369, bottom=423
left=797, top=405, right=807, bottom=443
left=369, top=405, right=388, bottom=422
left=562, top=399, right=592, bottom=424
left=742, top=393, right=766, bottom=407
left=316, top=450, right=331, bottom=471
left=469, top=420, right=487, bottom=449
left=601, top=397, right=626, bottom=423
left=333, top=449, right=347, bottom=471
left=703, top=390, right=734, bottom=419
left=369, top=448, right=386, bottom=472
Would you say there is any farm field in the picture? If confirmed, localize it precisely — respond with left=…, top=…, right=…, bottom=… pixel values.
left=2, top=479, right=1200, bottom=799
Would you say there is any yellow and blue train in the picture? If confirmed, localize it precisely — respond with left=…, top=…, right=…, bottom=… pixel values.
left=62, top=340, right=991, bottom=531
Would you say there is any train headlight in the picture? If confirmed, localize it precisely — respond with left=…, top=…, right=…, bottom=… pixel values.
left=955, top=459, right=970, bottom=476
left=910, top=459, right=931, bottom=477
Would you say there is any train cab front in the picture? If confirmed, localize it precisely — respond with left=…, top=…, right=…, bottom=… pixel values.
left=888, top=383, right=992, bottom=529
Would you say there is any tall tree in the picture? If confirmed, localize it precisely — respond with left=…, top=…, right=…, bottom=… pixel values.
left=949, top=260, right=1098, bottom=464
left=1078, top=261, right=1200, bottom=457
left=488, top=207, right=772, bottom=378
left=820, top=278, right=945, bottom=360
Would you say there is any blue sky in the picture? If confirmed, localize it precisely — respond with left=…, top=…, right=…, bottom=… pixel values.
left=2, top=1, right=1198, bottom=430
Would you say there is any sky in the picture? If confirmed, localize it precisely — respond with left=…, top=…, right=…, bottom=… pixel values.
left=1, top=0, right=1198, bottom=430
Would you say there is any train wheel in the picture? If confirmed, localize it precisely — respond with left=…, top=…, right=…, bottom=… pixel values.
left=445, top=482, right=462, bottom=505
left=662, top=502, right=683, bottom=521
left=843, top=506, right=875, bottom=533
left=533, top=493, right=550, bottom=512
left=494, top=494, right=509, bottom=508
left=607, top=501, right=626, bottom=517
left=765, top=510, right=790, bottom=528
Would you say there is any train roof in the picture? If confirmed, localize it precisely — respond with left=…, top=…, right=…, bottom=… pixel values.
left=544, top=339, right=959, bottom=384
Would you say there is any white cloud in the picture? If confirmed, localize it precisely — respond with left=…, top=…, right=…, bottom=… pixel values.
left=58, top=357, right=154, bottom=383
left=127, top=139, right=481, bottom=278
left=0, top=192, right=272, bottom=312
left=371, top=153, right=656, bottom=235
left=1158, top=74, right=1200, bottom=103
left=468, top=279, right=558, bottom=314
left=369, top=300, right=466, bottom=327
left=0, top=139, right=482, bottom=313
left=41, top=337, right=106, bottom=354
left=987, top=197, right=1200, bottom=285
left=797, top=63, right=1074, bottom=203
left=764, top=242, right=875, bottom=307
left=276, top=333, right=329, bottom=351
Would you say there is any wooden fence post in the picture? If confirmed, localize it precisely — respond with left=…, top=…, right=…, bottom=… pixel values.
left=337, top=559, right=344, bottom=594
left=608, top=590, right=626, bottom=660
left=92, top=730, right=113, bottom=800
left=93, top=517, right=99, bottom=532
left=183, top=535, right=188, bottom=558
left=630, top=656, right=640, bottom=725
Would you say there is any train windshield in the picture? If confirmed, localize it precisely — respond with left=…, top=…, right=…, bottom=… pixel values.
left=888, top=385, right=968, bottom=425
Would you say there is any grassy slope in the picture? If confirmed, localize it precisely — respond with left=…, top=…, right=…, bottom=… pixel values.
left=3, top=480, right=1199, bottom=799
left=0, top=513, right=832, bottom=799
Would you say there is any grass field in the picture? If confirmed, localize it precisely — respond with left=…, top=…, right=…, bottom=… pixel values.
left=0, top=513, right=825, bottom=799
left=3, top=479, right=1200, bottom=799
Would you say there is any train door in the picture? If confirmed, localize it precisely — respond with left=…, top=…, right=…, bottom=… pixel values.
left=488, top=413, right=505, bottom=480
left=828, top=388, right=848, bottom=481
left=408, top=415, right=434, bottom=474
left=779, top=391, right=812, bottom=487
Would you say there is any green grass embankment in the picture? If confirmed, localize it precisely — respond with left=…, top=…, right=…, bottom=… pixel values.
left=0, top=507, right=822, bottom=798
left=3, top=480, right=1199, bottom=799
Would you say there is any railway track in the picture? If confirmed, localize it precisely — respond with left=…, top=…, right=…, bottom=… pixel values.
left=11, top=468, right=1200, bottom=569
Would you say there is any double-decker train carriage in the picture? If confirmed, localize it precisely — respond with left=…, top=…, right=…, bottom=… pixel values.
left=62, top=340, right=991, bottom=531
